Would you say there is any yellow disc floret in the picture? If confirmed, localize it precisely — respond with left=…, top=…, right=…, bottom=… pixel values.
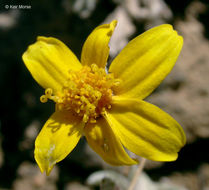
left=40, top=64, right=121, bottom=123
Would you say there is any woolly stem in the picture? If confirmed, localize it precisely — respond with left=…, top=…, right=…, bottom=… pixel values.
left=128, top=158, right=146, bottom=190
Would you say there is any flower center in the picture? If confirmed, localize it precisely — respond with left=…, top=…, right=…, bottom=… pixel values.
left=40, top=64, right=120, bottom=123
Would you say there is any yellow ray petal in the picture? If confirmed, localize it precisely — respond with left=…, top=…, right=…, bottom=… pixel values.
left=109, top=24, right=183, bottom=99
left=105, top=97, right=186, bottom=161
left=34, top=111, right=84, bottom=175
left=22, top=37, right=82, bottom=93
left=81, top=20, right=117, bottom=68
left=84, top=117, right=138, bottom=165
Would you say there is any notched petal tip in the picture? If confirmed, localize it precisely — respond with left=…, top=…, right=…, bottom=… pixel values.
left=36, top=36, right=65, bottom=46
left=165, top=24, right=184, bottom=45
left=156, top=24, right=183, bottom=38
left=22, top=35, right=81, bottom=92
left=38, top=162, right=54, bottom=176
left=37, top=36, right=46, bottom=41
left=81, top=20, right=118, bottom=68
left=107, top=20, right=118, bottom=36
left=34, top=111, right=84, bottom=176
left=34, top=143, right=57, bottom=176
left=106, top=98, right=186, bottom=162
left=110, top=23, right=184, bottom=99
left=159, top=24, right=176, bottom=32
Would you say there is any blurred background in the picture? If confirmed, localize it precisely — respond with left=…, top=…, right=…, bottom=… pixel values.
left=0, top=0, right=209, bottom=189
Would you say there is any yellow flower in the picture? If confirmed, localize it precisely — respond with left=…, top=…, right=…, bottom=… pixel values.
left=22, top=20, right=186, bottom=175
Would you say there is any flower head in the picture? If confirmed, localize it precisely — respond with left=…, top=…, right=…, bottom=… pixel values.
left=22, top=20, right=186, bottom=175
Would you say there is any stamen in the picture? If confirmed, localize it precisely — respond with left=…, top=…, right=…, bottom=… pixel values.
left=45, top=88, right=53, bottom=98
left=40, top=95, right=48, bottom=103
left=40, top=64, right=121, bottom=123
